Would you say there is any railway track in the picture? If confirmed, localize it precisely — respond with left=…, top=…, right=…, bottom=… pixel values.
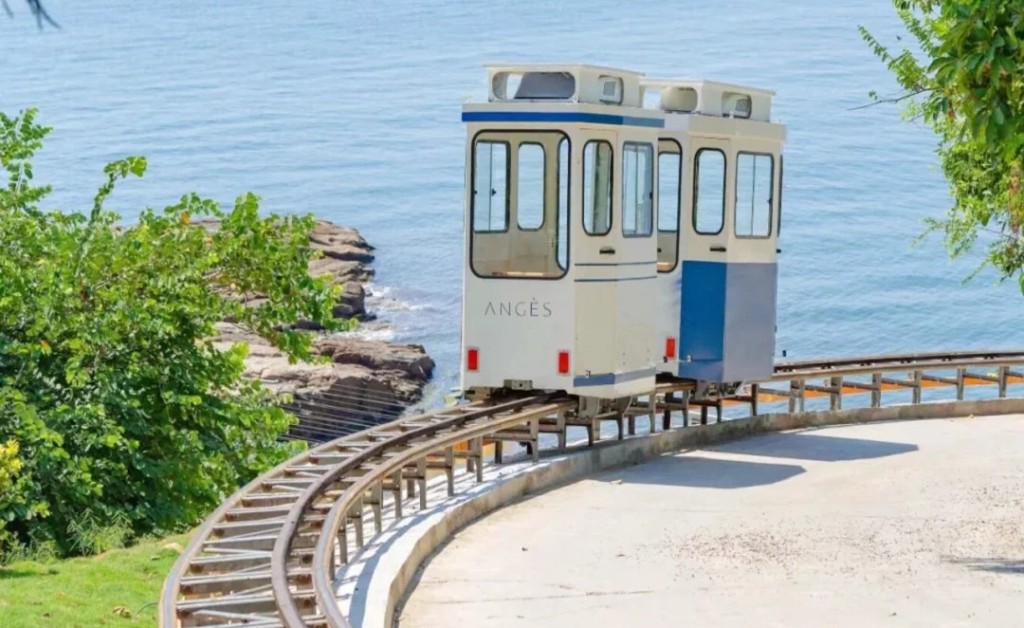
left=161, top=350, right=1024, bottom=628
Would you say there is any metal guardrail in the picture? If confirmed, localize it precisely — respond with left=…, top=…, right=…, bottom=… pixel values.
left=161, top=350, right=1024, bottom=628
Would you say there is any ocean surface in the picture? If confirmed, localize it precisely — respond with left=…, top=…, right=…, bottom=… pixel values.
left=4, top=1, right=1023, bottom=408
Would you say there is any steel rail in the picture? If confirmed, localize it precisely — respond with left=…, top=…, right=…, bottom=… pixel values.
left=306, top=398, right=573, bottom=627
left=767, top=354, right=1024, bottom=383
left=162, top=349, right=1024, bottom=628
left=273, top=395, right=569, bottom=627
left=773, top=349, right=1024, bottom=374
left=160, top=397, right=489, bottom=628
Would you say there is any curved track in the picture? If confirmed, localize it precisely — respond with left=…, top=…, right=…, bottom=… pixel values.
left=161, top=351, right=1024, bottom=628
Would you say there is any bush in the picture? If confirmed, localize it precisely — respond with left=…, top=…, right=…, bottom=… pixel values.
left=0, top=109, right=342, bottom=556
left=0, top=437, right=23, bottom=555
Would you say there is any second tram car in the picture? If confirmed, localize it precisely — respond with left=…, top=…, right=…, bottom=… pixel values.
left=460, top=64, right=785, bottom=408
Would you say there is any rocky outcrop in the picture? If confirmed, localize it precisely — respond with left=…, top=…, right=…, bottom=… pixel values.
left=208, top=220, right=435, bottom=441
left=306, top=221, right=376, bottom=323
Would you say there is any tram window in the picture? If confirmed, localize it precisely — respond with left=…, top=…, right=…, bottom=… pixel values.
left=693, top=149, right=725, bottom=235
left=583, top=141, right=613, bottom=235
left=470, top=132, right=569, bottom=280
left=778, top=154, right=784, bottom=235
left=622, top=142, right=654, bottom=237
left=557, top=139, right=569, bottom=270
left=517, top=143, right=545, bottom=230
left=658, top=152, right=680, bottom=232
left=735, top=152, right=773, bottom=238
left=657, top=139, right=682, bottom=272
left=473, top=141, right=509, bottom=232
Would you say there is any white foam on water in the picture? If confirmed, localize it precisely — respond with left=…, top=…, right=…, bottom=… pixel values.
left=339, top=320, right=396, bottom=343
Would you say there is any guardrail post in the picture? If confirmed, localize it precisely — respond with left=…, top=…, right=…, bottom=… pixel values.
left=750, top=383, right=759, bottom=416
left=529, top=419, right=540, bottom=463
left=351, top=499, right=364, bottom=549
left=998, top=366, right=1009, bottom=398
left=391, top=470, right=403, bottom=519
left=369, top=481, right=383, bottom=533
left=797, top=379, right=806, bottom=412
left=416, top=458, right=427, bottom=509
left=329, top=533, right=338, bottom=577
left=871, top=372, right=882, bottom=408
left=471, top=437, right=483, bottom=482
left=337, top=526, right=348, bottom=566
left=444, top=447, right=455, bottom=496
left=956, top=368, right=965, bottom=400
left=663, top=392, right=674, bottom=430
left=649, top=390, right=658, bottom=433
left=788, top=380, right=797, bottom=413
left=830, top=376, right=842, bottom=411
left=912, top=370, right=922, bottom=404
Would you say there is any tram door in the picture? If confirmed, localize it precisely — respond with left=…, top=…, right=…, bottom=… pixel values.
left=724, top=145, right=780, bottom=382
left=678, top=137, right=732, bottom=382
left=572, top=130, right=657, bottom=396
left=679, top=136, right=780, bottom=384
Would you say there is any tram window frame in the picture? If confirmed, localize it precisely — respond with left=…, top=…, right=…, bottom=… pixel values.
left=516, top=142, right=547, bottom=231
left=778, top=154, right=784, bottom=236
left=557, top=138, right=570, bottom=271
left=582, top=140, right=614, bottom=236
left=621, top=141, right=655, bottom=238
left=472, top=140, right=511, bottom=233
left=657, top=139, right=682, bottom=273
left=469, top=130, right=571, bottom=281
left=692, top=148, right=726, bottom=236
left=734, top=151, right=774, bottom=239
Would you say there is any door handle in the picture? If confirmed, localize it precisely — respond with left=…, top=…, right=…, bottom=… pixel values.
left=709, top=245, right=726, bottom=253
left=776, top=248, right=782, bottom=254
left=600, top=246, right=616, bottom=255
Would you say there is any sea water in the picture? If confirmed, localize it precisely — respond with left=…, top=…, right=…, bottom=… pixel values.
left=3, top=0, right=1022, bottom=408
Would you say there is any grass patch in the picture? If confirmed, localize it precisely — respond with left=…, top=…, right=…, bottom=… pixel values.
left=0, top=533, right=190, bottom=627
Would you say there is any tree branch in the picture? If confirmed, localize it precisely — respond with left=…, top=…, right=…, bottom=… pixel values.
left=4, top=0, right=59, bottom=29
left=848, top=87, right=932, bottom=111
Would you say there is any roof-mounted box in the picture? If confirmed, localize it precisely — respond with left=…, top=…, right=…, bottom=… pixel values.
left=641, top=79, right=774, bottom=122
left=487, top=64, right=644, bottom=108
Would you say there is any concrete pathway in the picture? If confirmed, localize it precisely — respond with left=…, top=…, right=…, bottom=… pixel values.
left=399, top=415, right=1024, bottom=628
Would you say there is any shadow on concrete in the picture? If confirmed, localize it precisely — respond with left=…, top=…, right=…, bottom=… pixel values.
left=601, top=455, right=805, bottom=489
left=945, top=556, right=1024, bottom=575
left=713, top=431, right=918, bottom=462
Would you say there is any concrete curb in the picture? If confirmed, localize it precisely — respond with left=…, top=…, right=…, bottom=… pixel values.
left=342, top=398, right=1024, bottom=627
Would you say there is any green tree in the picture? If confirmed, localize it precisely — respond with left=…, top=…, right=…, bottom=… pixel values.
left=0, top=109, right=343, bottom=556
left=862, top=2, right=1024, bottom=289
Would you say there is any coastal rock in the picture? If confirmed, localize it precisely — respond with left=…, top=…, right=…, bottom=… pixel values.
left=213, top=321, right=434, bottom=441
left=315, top=336, right=435, bottom=383
left=309, top=221, right=375, bottom=263
left=333, top=282, right=367, bottom=320
left=207, top=219, right=433, bottom=440
left=216, top=324, right=434, bottom=401
left=199, top=219, right=375, bottom=321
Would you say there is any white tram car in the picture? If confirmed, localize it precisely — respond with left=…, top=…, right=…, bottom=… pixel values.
left=460, top=64, right=784, bottom=406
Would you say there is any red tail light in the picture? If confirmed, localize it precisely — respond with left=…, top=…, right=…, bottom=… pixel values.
left=665, top=337, right=677, bottom=359
left=557, top=350, right=570, bottom=374
left=467, top=348, right=479, bottom=371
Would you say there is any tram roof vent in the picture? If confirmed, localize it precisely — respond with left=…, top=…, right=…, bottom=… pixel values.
left=486, top=64, right=645, bottom=107
left=641, top=79, right=774, bottom=122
